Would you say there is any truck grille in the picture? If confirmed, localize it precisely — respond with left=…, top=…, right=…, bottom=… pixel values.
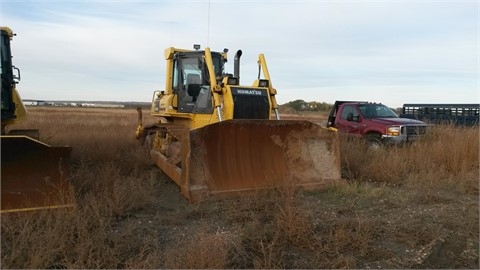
left=403, top=125, right=427, bottom=136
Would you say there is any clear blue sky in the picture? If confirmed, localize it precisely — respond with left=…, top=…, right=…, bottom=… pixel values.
left=1, top=0, right=478, bottom=108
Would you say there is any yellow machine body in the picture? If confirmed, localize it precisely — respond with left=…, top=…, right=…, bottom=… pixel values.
left=1, top=26, right=73, bottom=213
left=136, top=46, right=342, bottom=202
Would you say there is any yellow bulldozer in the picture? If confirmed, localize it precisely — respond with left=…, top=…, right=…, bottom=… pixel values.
left=136, top=45, right=342, bottom=202
left=1, top=26, right=72, bottom=213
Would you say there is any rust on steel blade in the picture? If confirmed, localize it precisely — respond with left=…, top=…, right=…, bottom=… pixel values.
left=188, top=119, right=340, bottom=194
left=1, top=136, right=72, bottom=213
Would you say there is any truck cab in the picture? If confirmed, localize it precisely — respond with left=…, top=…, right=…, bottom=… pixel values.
left=327, top=101, right=427, bottom=148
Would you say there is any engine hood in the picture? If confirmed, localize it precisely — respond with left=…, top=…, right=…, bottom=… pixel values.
left=369, top=117, right=425, bottom=126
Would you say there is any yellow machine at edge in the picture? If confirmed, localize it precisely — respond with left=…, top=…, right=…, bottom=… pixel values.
left=1, top=26, right=73, bottom=213
left=136, top=45, right=342, bottom=202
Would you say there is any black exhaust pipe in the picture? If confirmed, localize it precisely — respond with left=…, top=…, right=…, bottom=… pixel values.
left=234, top=50, right=242, bottom=83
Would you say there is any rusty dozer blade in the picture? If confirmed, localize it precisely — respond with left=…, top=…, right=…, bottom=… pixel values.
left=150, top=120, right=341, bottom=202
left=1, top=135, right=73, bottom=213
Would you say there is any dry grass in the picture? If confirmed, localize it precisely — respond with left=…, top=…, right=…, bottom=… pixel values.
left=2, top=107, right=159, bottom=268
left=163, top=225, right=242, bottom=269
left=1, top=107, right=478, bottom=269
left=340, top=124, right=479, bottom=193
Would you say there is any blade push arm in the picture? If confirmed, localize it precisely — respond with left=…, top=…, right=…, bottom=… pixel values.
left=258, top=54, right=280, bottom=120
left=204, top=47, right=223, bottom=121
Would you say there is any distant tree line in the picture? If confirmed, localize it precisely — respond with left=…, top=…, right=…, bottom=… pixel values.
left=282, top=99, right=333, bottom=112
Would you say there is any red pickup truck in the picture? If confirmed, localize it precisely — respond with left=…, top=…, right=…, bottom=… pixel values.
left=327, top=101, right=428, bottom=148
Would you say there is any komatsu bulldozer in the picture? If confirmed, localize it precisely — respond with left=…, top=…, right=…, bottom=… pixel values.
left=136, top=45, right=341, bottom=202
left=1, top=26, right=72, bottom=213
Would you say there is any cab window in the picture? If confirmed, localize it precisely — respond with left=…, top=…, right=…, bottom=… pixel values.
left=340, top=105, right=358, bottom=120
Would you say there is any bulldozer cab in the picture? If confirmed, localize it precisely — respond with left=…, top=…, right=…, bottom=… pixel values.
left=157, top=47, right=276, bottom=123
left=1, top=27, right=22, bottom=130
left=172, top=51, right=216, bottom=114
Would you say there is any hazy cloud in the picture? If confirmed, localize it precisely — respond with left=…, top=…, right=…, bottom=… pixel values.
left=1, top=0, right=478, bottom=107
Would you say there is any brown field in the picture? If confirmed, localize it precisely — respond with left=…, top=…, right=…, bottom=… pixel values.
left=1, top=107, right=479, bottom=269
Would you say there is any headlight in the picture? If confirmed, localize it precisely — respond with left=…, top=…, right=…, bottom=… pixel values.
left=387, top=126, right=401, bottom=136
left=258, top=79, right=269, bottom=87
left=227, top=77, right=238, bottom=85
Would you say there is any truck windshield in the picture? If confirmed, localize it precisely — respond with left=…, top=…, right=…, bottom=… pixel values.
left=358, top=104, right=398, bottom=119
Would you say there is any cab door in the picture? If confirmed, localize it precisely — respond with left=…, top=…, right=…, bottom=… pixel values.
left=334, top=105, right=363, bottom=138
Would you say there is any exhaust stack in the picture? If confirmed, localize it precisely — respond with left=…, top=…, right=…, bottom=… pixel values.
left=234, top=50, right=242, bottom=84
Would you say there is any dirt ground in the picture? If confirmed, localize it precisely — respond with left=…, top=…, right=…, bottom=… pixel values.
left=113, top=165, right=478, bottom=269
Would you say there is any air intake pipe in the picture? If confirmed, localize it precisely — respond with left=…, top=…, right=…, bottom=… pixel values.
left=234, top=50, right=242, bottom=84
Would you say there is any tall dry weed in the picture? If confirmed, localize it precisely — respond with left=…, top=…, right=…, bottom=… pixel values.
left=163, top=225, right=242, bottom=269
left=272, top=187, right=316, bottom=248
left=341, top=124, right=479, bottom=193
left=251, top=236, right=286, bottom=269
left=1, top=206, right=126, bottom=269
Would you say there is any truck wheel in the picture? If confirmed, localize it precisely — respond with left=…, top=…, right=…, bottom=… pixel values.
left=366, top=134, right=382, bottom=149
